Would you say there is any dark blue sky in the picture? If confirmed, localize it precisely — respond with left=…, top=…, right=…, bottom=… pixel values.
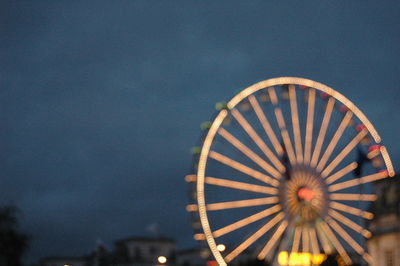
left=1, top=0, right=399, bottom=263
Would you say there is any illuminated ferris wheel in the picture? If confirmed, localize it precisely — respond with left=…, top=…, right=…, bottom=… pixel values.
left=186, top=77, right=395, bottom=265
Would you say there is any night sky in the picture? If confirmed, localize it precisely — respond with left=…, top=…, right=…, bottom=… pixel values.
left=1, top=1, right=399, bottom=263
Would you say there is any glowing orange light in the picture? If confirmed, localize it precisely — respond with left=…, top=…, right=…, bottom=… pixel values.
left=297, top=187, right=314, bottom=201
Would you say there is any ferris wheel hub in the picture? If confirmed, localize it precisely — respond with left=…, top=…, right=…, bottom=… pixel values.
left=281, top=165, right=328, bottom=223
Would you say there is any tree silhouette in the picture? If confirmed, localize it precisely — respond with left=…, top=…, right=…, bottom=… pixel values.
left=0, top=206, right=30, bottom=266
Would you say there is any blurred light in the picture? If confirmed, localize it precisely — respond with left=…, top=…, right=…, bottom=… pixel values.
left=297, top=187, right=314, bottom=201
left=194, top=233, right=205, bottom=240
left=320, top=91, right=330, bottom=99
left=259, top=93, right=270, bottom=102
left=339, top=105, right=349, bottom=112
left=239, top=101, right=251, bottom=111
left=215, top=101, right=227, bottom=110
left=184, top=175, right=197, bottom=182
left=190, top=146, right=201, bottom=154
left=200, top=121, right=212, bottom=130
left=157, top=256, right=167, bottom=264
left=278, top=251, right=327, bottom=265
left=356, top=124, right=366, bottom=132
left=186, top=204, right=198, bottom=212
left=217, top=244, right=226, bottom=252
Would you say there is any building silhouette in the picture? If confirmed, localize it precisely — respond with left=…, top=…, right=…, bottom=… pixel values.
left=367, top=174, right=400, bottom=266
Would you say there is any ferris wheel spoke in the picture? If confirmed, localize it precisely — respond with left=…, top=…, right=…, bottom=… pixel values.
left=330, top=193, right=377, bottom=201
left=268, top=87, right=297, bottom=165
left=206, top=197, right=279, bottom=211
left=302, top=226, right=310, bottom=253
left=204, top=177, right=279, bottom=195
left=218, top=128, right=282, bottom=179
left=321, top=129, right=369, bottom=177
left=209, top=151, right=280, bottom=187
left=291, top=226, right=302, bottom=253
left=289, top=85, right=304, bottom=163
left=328, top=171, right=388, bottom=192
left=257, top=219, right=288, bottom=260
left=304, top=88, right=316, bottom=165
left=224, top=212, right=285, bottom=262
left=309, top=227, right=320, bottom=255
left=274, top=108, right=297, bottom=165
left=325, top=217, right=373, bottom=265
left=213, top=205, right=282, bottom=238
left=316, top=223, right=332, bottom=255
left=248, top=95, right=284, bottom=156
left=310, top=97, right=335, bottom=167
left=328, top=209, right=372, bottom=238
left=325, top=162, right=358, bottom=185
left=319, top=221, right=352, bottom=265
left=230, top=108, right=285, bottom=173
left=329, top=201, right=373, bottom=219
left=316, top=111, right=353, bottom=172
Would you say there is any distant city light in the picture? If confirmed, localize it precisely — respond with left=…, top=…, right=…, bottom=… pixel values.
left=217, top=244, right=226, bottom=252
left=157, top=256, right=167, bottom=264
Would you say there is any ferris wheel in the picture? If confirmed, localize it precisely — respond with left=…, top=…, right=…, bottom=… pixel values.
left=186, top=77, right=395, bottom=265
